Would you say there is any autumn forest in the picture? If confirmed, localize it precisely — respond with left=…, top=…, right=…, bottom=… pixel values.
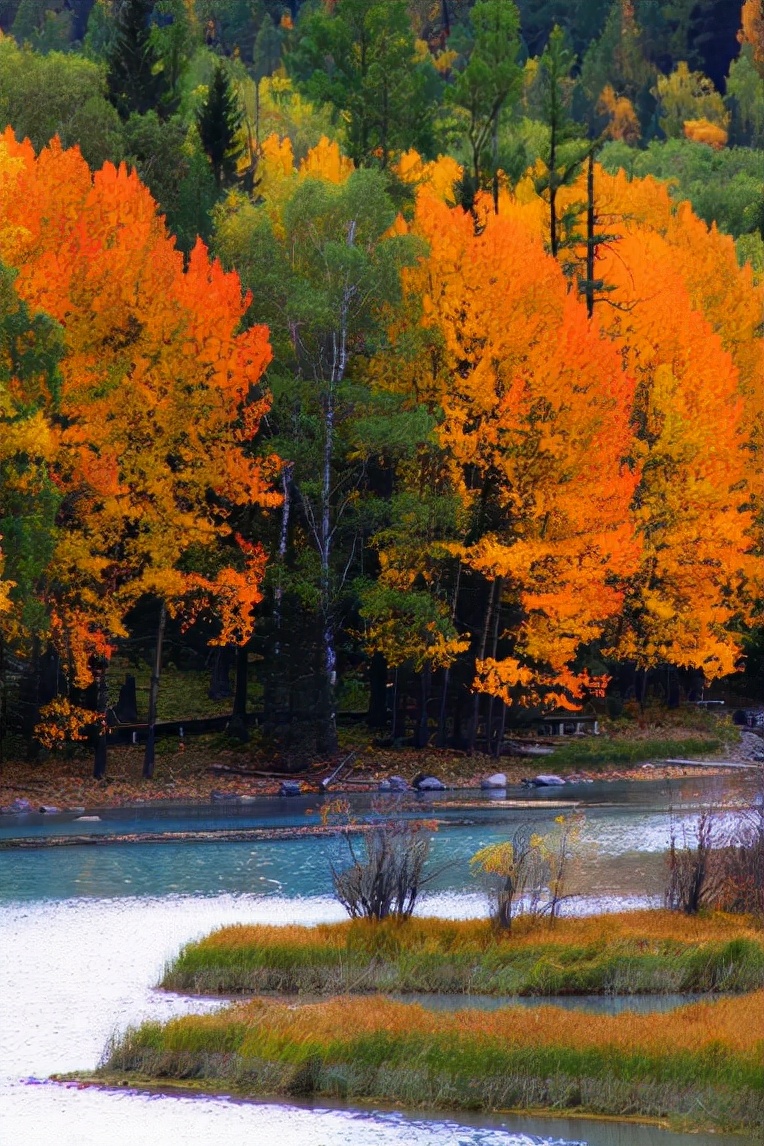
left=0, top=0, right=763, bottom=774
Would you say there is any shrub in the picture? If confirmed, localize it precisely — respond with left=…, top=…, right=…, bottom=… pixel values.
left=666, top=786, right=764, bottom=919
left=665, top=809, right=718, bottom=914
left=328, top=802, right=437, bottom=921
left=471, top=814, right=586, bottom=929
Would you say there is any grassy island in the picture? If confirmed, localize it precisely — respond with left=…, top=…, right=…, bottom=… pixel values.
left=101, top=989, right=764, bottom=1134
left=162, top=911, right=764, bottom=998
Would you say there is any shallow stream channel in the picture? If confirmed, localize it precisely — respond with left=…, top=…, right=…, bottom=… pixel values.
left=0, top=773, right=757, bottom=1146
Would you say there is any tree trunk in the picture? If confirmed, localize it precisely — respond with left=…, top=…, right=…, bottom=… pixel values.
left=273, top=462, right=293, bottom=658
left=315, top=221, right=356, bottom=757
left=367, top=652, right=388, bottom=729
left=486, top=575, right=503, bottom=752
left=495, top=701, right=507, bottom=758
left=391, top=666, right=405, bottom=742
left=549, top=93, right=558, bottom=257
left=142, top=601, right=167, bottom=780
left=436, top=666, right=450, bottom=747
left=414, top=662, right=431, bottom=749
left=92, top=661, right=108, bottom=780
left=264, top=462, right=293, bottom=731
left=636, top=667, right=648, bottom=711
left=585, top=149, right=596, bottom=318
left=468, top=577, right=496, bottom=753
left=227, top=645, right=250, bottom=742
left=208, top=646, right=234, bottom=700
left=491, top=114, right=500, bottom=215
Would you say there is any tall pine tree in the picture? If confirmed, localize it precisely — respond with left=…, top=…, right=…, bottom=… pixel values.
left=107, top=0, right=167, bottom=119
left=196, top=61, right=244, bottom=189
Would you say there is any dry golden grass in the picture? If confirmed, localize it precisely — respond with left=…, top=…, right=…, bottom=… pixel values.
left=196, top=910, right=763, bottom=956
left=216, top=990, right=762, bottom=1057
left=107, top=987, right=764, bottom=1130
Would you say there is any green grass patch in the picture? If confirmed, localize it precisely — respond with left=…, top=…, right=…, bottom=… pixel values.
left=105, top=660, right=263, bottom=724
left=548, top=736, right=724, bottom=769
left=161, top=911, right=764, bottom=998
left=101, top=991, right=764, bottom=1133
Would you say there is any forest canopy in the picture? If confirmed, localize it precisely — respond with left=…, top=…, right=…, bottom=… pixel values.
left=0, top=0, right=762, bottom=767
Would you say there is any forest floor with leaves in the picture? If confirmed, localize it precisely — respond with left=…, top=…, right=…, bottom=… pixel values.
left=0, top=709, right=757, bottom=815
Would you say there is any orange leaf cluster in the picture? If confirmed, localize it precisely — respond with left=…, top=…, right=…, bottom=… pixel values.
left=368, top=159, right=761, bottom=701
left=375, top=190, right=640, bottom=706
left=682, top=118, right=728, bottom=148
left=0, top=132, right=277, bottom=686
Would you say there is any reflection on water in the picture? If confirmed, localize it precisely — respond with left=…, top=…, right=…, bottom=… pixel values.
left=387, top=993, right=711, bottom=1016
left=0, top=895, right=747, bottom=1146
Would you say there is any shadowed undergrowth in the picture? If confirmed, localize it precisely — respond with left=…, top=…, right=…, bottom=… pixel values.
left=161, top=911, right=764, bottom=997
left=101, top=990, right=764, bottom=1134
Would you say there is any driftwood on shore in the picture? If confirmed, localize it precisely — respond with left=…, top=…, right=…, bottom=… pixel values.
left=0, top=800, right=587, bottom=850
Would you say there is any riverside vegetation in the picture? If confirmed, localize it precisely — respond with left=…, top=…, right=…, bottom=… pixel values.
left=161, top=911, right=764, bottom=997
left=95, top=807, right=764, bottom=1131
left=101, top=985, right=764, bottom=1133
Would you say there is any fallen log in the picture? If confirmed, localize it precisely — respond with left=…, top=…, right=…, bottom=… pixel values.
left=319, top=751, right=357, bottom=792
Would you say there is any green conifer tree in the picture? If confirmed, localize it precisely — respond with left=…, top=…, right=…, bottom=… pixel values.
left=196, top=60, right=243, bottom=189
left=107, top=0, right=167, bottom=119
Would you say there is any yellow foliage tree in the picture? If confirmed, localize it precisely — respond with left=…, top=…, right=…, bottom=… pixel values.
left=655, top=62, right=729, bottom=139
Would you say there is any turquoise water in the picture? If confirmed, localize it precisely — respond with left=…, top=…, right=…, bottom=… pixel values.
left=1, top=774, right=754, bottom=903
left=0, top=773, right=755, bottom=1146
left=386, top=993, right=713, bottom=1016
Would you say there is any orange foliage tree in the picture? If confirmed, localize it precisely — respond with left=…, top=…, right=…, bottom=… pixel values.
left=0, top=131, right=278, bottom=773
left=369, top=152, right=760, bottom=719
left=492, top=161, right=759, bottom=687
left=576, top=171, right=758, bottom=682
left=372, top=190, right=640, bottom=714
left=740, top=0, right=764, bottom=76
left=682, top=118, right=728, bottom=148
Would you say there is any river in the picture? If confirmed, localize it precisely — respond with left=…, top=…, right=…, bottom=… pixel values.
left=0, top=774, right=755, bottom=1146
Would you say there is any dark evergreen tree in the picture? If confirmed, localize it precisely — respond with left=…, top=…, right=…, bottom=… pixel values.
left=535, top=27, right=589, bottom=260
left=687, top=0, right=742, bottom=92
left=107, top=0, right=167, bottom=119
left=516, top=0, right=611, bottom=59
left=196, top=60, right=243, bottom=189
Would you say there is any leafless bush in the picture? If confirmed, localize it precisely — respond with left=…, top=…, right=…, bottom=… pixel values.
left=330, top=807, right=436, bottom=921
left=665, top=809, right=719, bottom=914
left=665, top=786, right=764, bottom=918
left=714, top=790, right=764, bottom=919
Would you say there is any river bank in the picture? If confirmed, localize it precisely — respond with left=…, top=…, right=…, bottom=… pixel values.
left=90, top=989, right=764, bottom=1136
left=1, top=723, right=758, bottom=816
